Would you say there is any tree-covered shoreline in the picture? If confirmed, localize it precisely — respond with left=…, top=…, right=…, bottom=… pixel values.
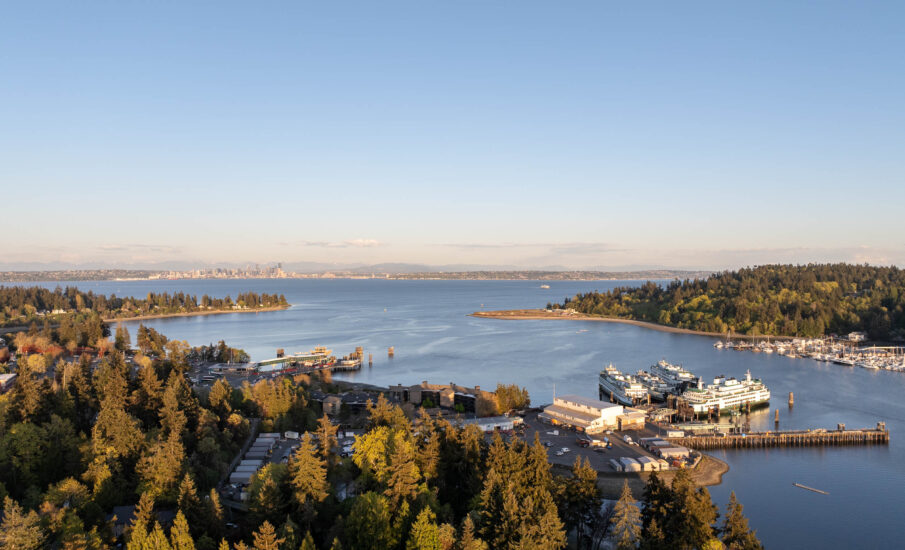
left=0, top=286, right=288, bottom=329
left=552, top=264, right=905, bottom=340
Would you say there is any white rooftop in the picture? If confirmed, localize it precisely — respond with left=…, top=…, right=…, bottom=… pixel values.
left=556, top=394, right=620, bottom=410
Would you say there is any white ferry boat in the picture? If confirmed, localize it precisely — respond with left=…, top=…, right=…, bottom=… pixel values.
left=681, top=370, right=770, bottom=416
left=598, top=364, right=648, bottom=405
left=635, top=370, right=671, bottom=401
left=650, top=359, right=697, bottom=390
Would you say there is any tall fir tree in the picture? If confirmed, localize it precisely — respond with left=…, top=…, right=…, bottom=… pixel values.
left=288, top=433, right=328, bottom=527
left=0, top=496, right=46, bottom=550
left=407, top=507, right=441, bottom=550
left=169, top=511, right=196, bottom=550
left=665, top=469, right=718, bottom=550
left=251, top=521, right=284, bottom=550
left=721, top=492, right=763, bottom=550
left=610, top=481, right=641, bottom=550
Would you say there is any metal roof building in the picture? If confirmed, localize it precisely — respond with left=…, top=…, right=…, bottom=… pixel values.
left=540, top=394, right=623, bottom=432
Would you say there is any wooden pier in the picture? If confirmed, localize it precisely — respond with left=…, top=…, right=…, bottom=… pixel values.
left=667, top=423, right=888, bottom=450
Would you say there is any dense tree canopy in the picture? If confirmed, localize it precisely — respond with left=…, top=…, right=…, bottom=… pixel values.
left=0, top=285, right=288, bottom=328
left=554, top=264, right=905, bottom=340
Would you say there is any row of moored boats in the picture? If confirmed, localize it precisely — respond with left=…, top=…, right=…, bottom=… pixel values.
left=714, top=338, right=905, bottom=372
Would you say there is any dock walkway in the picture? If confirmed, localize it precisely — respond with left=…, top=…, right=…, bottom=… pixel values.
left=667, top=426, right=888, bottom=450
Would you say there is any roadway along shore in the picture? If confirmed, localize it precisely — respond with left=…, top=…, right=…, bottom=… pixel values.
left=470, top=309, right=790, bottom=340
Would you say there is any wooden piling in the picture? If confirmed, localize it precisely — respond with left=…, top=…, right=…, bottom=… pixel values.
left=368, top=353, right=373, bottom=366
left=789, top=392, right=794, bottom=406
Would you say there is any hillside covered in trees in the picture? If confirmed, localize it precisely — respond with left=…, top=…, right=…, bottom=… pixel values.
left=552, top=264, right=905, bottom=340
left=0, top=286, right=288, bottom=328
left=0, top=328, right=760, bottom=549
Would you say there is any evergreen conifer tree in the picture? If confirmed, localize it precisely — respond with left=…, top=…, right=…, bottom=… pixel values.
left=0, top=497, right=46, bottom=550
left=316, top=414, right=339, bottom=466
left=299, top=531, right=316, bottom=550
left=251, top=521, right=284, bottom=550
left=169, top=511, right=196, bottom=550
left=458, top=515, right=488, bottom=550
left=666, top=469, right=718, bottom=550
left=610, top=480, right=641, bottom=550
left=721, top=492, right=763, bottom=550
left=407, top=507, right=441, bottom=550
left=289, top=434, right=329, bottom=509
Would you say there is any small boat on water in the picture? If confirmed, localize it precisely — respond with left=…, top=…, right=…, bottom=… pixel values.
left=540, top=284, right=551, bottom=289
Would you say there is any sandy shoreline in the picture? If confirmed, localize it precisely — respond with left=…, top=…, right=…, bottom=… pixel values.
left=471, top=309, right=787, bottom=340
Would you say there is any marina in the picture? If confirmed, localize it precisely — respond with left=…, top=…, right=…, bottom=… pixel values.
left=715, top=334, right=905, bottom=372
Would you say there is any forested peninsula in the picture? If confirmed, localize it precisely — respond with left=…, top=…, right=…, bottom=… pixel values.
left=551, top=264, right=905, bottom=340
left=0, top=286, right=288, bottom=329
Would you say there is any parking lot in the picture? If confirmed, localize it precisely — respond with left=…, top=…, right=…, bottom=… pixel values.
left=519, top=412, right=664, bottom=472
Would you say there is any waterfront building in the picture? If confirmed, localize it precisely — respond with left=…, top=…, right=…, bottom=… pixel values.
left=540, top=394, right=624, bottom=432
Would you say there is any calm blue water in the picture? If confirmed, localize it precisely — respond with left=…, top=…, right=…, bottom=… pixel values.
left=17, top=279, right=905, bottom=548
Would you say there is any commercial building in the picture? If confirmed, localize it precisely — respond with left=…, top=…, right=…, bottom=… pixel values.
left=618, top=408, right=647, bottom=430
left=655, top=445, right=691, bottom=459
left=388, top=381, right=495, bottom=413
left=540, top=395, right=624, bottom=433
left=459, top=415, right=522, bottom=433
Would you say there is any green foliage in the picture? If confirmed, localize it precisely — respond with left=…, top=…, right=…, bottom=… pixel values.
left=0, top=285, right=287, bottom=329
left=0, top=496, right=46, bottom=549
left=478, top=435, right=566, bottom=549
left=344, top=492, right=397, bottom=550
left=493, top=384, right=530, bottom=412
left=721, top=492, right=763, bottom=550
left=559, top=456, right=602, bottom=548
left=406, top=507, right=441, bottom=550
left=558, top=264, right=905, bottom=339
left=289, top=434, right=329, bottom=510
left=610, top=481, right=641, bottom=550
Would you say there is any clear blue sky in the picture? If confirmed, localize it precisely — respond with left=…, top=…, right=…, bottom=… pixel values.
left=2, top=1, right=903, bottom=270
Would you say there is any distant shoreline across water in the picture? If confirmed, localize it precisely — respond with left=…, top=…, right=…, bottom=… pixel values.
left=471, top=309, right=791, bottom=340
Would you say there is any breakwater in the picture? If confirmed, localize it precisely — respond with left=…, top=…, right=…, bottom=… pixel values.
left=667, top=425, right=889, bottom=450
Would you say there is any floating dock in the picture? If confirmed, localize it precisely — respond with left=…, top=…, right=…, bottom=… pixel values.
left=666, top=423, right=888, bottom=450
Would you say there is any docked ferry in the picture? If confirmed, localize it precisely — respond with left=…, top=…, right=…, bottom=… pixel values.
left=650, top=359, right=697, bottom=391
left=634, top=370, right=671, bottom=401
left=681, top=370, right=770, bottom=416
left=599, top=364, right=649, bottom=405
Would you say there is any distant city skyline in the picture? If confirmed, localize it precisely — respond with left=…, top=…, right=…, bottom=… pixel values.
left=2, top=2, right=903, bottom=270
